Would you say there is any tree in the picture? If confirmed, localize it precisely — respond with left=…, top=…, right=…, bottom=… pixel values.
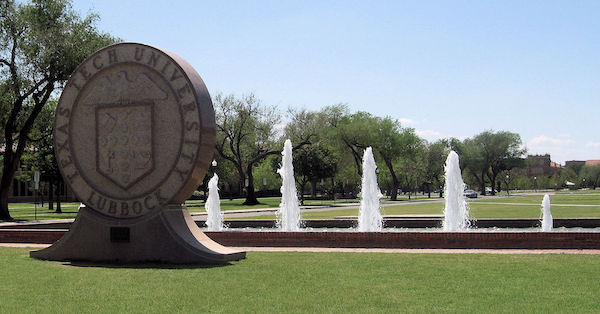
left=423, top=139, right=450, bottom=198
left=0, top=0, right=116, bottom=220
left=292, top=144, right=337, bottom=205
left=454, top=131, right=526, bottom=196
left=398, top=141, right=426, bottom=200
left=452, top=137, right=487, bottom=193
left=18, top=99, right=64, bottom=212
left=372, top=117, right=421, bottom=201
left=480, top=131, right=526, bottom=195
left=214, top=93, right=312, bottom=205
left=579, top=165, right=600, bottom=189
left=335, top=112, right=371, bottom=176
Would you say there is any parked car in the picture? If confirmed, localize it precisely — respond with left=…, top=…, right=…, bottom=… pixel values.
left=463, top=189, right=478, bottom=198
left=485, top=187, right=499, bottom=194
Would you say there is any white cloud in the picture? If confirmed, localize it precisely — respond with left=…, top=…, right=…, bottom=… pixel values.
left=398, top=118, right=415, bottom=125
left=526, top=135, right=577, bottom=163
left=274, top=122, right=287, bottom=136
left=586, top=141, right=600, bottom=148
left=415, top=129, right=441, bottom=140
left=415, top=129, right=467, bottom=142
left=528, top=135, right=574, bottom=146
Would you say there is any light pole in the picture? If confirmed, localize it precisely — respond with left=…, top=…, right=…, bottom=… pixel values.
left=506, top=174, right=510, bottom=196
left=534, top=176, right=537, bottom=192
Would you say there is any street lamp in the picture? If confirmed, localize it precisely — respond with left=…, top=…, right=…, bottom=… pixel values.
left=534, top=176, right=537, bottom=192
left=211, top=160, right=217, bottom=167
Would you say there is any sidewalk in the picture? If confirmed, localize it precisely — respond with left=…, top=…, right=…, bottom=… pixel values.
left=2, top=242, right=599, bottom=254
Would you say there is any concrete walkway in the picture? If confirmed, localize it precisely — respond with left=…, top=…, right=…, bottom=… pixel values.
left=2, top=243, right=598, bottom=254
left=191, top=198, right=446, bottom=219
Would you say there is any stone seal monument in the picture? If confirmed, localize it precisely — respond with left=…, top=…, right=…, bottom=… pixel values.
left=31, top=43, right=245, bottom=263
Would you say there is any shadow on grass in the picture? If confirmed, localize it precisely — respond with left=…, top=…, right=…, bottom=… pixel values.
left=64, top=260, right=236, bottom=269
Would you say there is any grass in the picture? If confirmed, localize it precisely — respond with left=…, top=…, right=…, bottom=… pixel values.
left=237, top=195, right=600, bottom=220
left=185, top=197, right=359, bottom=212
left=5, top=191, right=600, bottom=222
left=2, top=197, right=359, bottom=222
left=1, top=247, right=599, bottom=313
left=4, top=202, right=81, bottom=221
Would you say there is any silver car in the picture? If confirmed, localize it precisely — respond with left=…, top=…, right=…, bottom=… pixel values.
left=463, top=189, right=478, bottom=198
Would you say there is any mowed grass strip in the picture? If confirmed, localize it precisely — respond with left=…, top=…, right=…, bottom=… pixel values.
left=6, top=191, right=600, bottom=221
left=0, top=248, right=599, bottom=313
left=476, top=193, right=600, bottom=205
left=237, top=199, right=600, bottom=220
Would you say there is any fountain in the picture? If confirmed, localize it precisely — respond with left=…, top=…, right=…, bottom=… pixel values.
left=205, top=174, right=224, bottom=231
left=7, top=144, right=600, bottom=250
left=276, top=139, right=301, bottom=231
left=541, top=194, right=553, bottom=232
left=358, top=147, right=383, bottom=232
left=442, top=151, right=471, bottom=231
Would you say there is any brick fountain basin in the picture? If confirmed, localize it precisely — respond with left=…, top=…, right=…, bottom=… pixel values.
left=1, top=218, right=599, bottom=249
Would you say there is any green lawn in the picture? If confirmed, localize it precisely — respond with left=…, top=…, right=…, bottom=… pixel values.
left=1, top=247, right=598, bottom=313
left=237, top=195, right=600, bottom=220
left=2, top=197, right=360, bottom=222
left=5, top=191, right=600, bottom=222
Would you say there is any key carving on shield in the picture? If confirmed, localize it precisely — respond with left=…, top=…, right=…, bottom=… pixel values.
left=96, top=104, right=154, bottom=190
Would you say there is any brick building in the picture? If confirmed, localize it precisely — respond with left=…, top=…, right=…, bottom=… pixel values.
left=526, top=154, right=563, bottom=177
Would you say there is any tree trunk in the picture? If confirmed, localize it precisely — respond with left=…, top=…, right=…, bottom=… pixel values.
left=0, top=180, right=12, bottom=220
left=243, top=165, right=259, bottom=205
left=55, top=181, right=62, bottom=213
left=310, top=179, right=317, bottom=197
left=48, top=180, right=54, bottom=211
left=330, top=177, right=335, bottom=200
left=299, top=180, right=307, bottom=205
left=228, top=183, right=233, bottom=201
left=0, top=152, right=18, bottom=220
left=480, top=169, right=487, bottom=196
left=383, top=158, right=399, bottom=201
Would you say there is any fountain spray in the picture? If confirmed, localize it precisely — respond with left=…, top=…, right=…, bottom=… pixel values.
left=277, top=139, right=301, bottom=231
left=358, top=147, right=383, bottom=232
left=443, top=151, right=471, bottom=231
left=541, top=194, right=553, bottom=232
left=205, top=173, right=224, bottom=231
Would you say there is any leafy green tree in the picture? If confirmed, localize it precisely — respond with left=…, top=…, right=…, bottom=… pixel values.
left=0, top=0, right=116, bottom=220
left=292, top=144, right=337, bottom=204
left=214, top=93, right=313, bottom=205
left=453, top=131, right=526, bottom=195
left=451, top=137, right=487, bottom=193
left=580, top=165, right=600, bottom=189
left=372, top=118, right=422, bottom=201
left=423, top=139, right=450, bottom=198
left=480, top=131, right=526, bottom=195
left=398, top=141, right=426, bottom=200
left=334, top=111, right=372, bottom=176
left=17, top=99, right=65, bottom=212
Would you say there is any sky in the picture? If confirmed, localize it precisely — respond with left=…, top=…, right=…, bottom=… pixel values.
left=71, top=0, right=600, bottom=164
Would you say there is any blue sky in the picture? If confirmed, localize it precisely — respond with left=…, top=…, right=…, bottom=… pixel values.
left=72, top=0, right=600, bottom=163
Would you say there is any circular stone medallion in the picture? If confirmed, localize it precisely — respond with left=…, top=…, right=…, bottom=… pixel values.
left=54, top=43, right=215, bottom=218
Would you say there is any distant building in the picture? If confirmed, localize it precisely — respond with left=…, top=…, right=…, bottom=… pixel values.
left=585, top=160, right=600, bottom=166
left=565, top=160, right=585, bottom=168
left=7, top=172, right=76, bottom=203
left=565, top=160, right=600, bottom=167
left=526, top=154, right=562, bottom=177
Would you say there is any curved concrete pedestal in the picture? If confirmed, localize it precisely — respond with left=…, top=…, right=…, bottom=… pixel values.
left=30, top=205, right=245, bottom=264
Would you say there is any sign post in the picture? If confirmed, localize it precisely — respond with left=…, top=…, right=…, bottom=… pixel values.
left=33, top=171, right=40, bottom=220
